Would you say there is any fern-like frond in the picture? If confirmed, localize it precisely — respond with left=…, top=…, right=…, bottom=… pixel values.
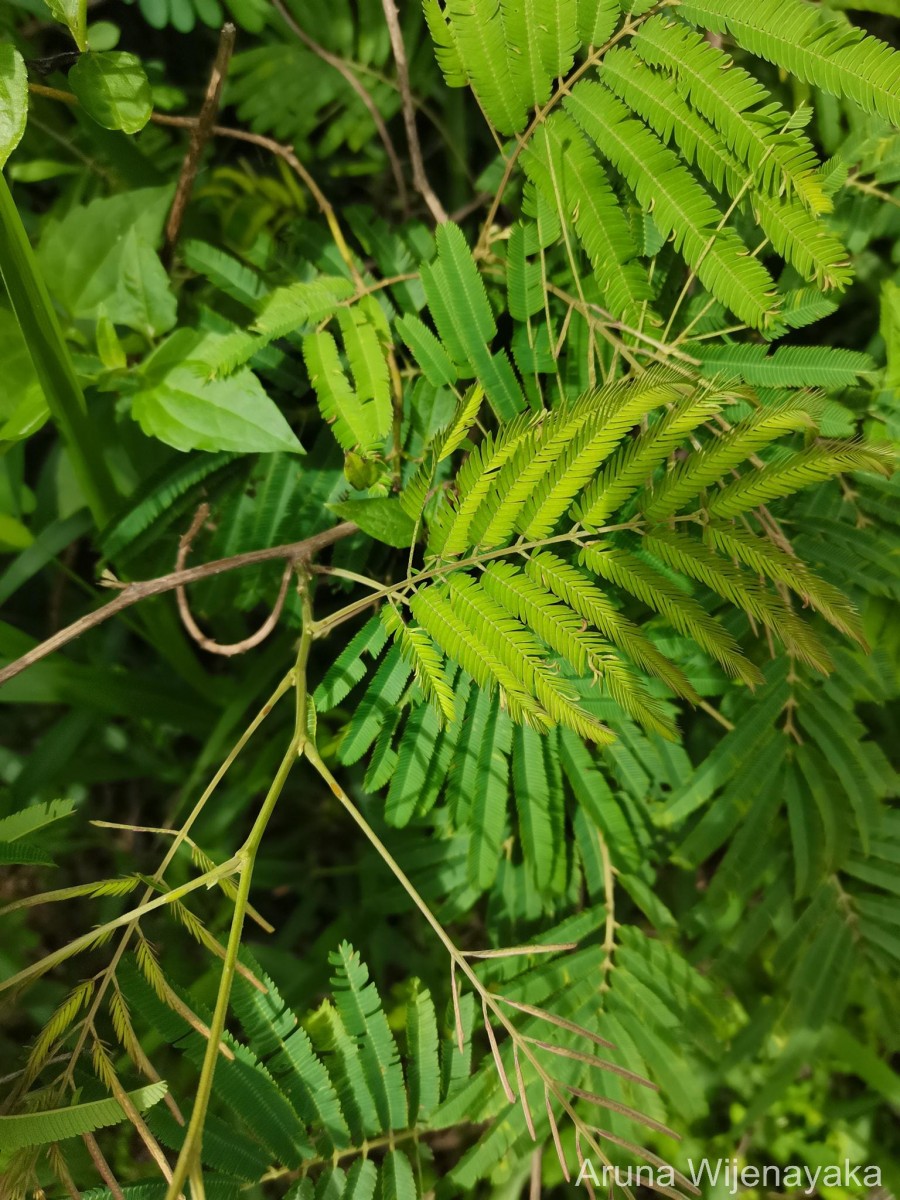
left=445, top=573, right=615, bottom=742
left=481, top=560, right=676, bottom=737
left=522, top=112, right=653, bottom=327
left=381, top=606, right=458, bottom=725
left=693, top=344, right=874, bottom=389
left=400, top=386, right=484, bottom=521
left=640, top=396, right=814, bottom=520
left=421, top=222, right=524, bottom=420
left=331, top=943, right=408, bottom=1134
left=520, top=374, right=689, bottom=541
left=679, top=0, right=900, bottom=126
left=443, top=0, right=529, bottom=134
left=633, top=17, right=830, bottom=214
left=706, top=441, right=893, bottom=518
left=302, top=312, right=392, bottom=456
left=428, top=408, right=535, bottom=557
left=396, top=312, right=458, bottom=388
left=503, top=0, right=579, bottom=108
left=424, top=0, right=468, bottom=87
left=577, top=390, right=722, bottom=526
left=0, top=798, right=76, bottom=844
left=0, top=1084, right=168, bottom=1152
left=506, top=221, right=544, bottom=321
left=411, top=581, right=548, bottom=729
left=436, top=373, right=690, bottom=557
left=564, top=82, right=783, bottom=330
left=644, top=528, right=833, bottom=672
left=598, top=47, right=852, bottom=291
left=339, top=645, right=412, bottom=766
left=207, top=277, right=353, bottom=376
left=467, top=696, right=514, bottom=887
left=580, top=543, right=763, bottom=685
left=576, top=0, right=620, bottom=46
left=525, top=550, right=699, bottom=701
left=314, top=616, right=388, bottom=713
left=703, top=523, right=864, bottom=643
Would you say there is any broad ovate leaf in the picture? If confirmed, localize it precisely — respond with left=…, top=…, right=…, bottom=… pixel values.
left=37, top=187, right=176, bottom=336
left=69, top=52, right=152, bottom=134
left=0, top=45, right=27, bottom=169
left=131, top=332, right=304, bottom=454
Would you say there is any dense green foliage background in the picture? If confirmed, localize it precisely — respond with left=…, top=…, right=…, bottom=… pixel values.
left=0, top=1, right=898, bottom=1197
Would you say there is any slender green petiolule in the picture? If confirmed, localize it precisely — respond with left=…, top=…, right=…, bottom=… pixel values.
left=0, top=172, right=118, bottom=527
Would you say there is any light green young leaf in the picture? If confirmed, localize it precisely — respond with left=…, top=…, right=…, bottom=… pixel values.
left=132, top=364, right=302, bottom=454
left=132, top=332, right=303, bottom=454
left=0, top=45, right=27, bottom=169
left=45, top=0, right=87, bottom=49
left=0, top=304, right=48, bottom=441
left=0, top=798, right=76, bottom=843
left=0, top=1081, right=167, bottom=1151
left=69, top=52, right=153, bottom=134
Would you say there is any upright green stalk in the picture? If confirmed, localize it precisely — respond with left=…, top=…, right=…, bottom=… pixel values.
left=165, top=577, right=311, bottom=1200
left=0, top=173, right=117, bottom=527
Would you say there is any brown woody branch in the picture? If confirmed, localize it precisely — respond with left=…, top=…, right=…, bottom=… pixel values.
left=0, top=523, right=357, bottom=690
left=380, top=0, right=448, bottom=223
left=175, top=505, right=293, bottom=657
left=164, top=23, right=237, bottom=262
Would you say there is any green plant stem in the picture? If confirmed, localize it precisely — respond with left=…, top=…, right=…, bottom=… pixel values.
left=0, top=173, right=117, bottom=528
left=312, top=519, right=652, bottom=636
left=303, top=744, right=631, bottom=1186
left=165, top=585, right=314, bottom=1200
left=44, top=670, right=295, bottom=1111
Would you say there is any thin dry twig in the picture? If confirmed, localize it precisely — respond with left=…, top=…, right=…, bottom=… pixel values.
left=545, top=1088, right=571, bottom=1182
left=164, top=23, right=236, bottom=260
left=0, top=523, right=357, bottom=689
left=482, top=997, right=516, bottom=1103
left=271, top=0, right=408, bottom=209
left=515, top=1044, right=537, bottom=1140
left=175, top=504, right=293, bottom=657
left=82, top=1133, right=125, bottom=1200
left=380, top=0, right=448, bottom=223
left=529, top=1145, right=543, bottom=1199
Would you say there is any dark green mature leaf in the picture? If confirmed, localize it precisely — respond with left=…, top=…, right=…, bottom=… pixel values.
left=37, top=188, right=176, bottom=336
left=330, top=497, right=416, bottom=548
